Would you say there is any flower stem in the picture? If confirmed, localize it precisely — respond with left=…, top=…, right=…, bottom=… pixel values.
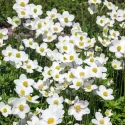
left=123, top=56, right=125, bottom=96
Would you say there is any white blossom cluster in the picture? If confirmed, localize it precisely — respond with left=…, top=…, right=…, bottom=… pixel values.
left=0, top=0, right=124, bottom=124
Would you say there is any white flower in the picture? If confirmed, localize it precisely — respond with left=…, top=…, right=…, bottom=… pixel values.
left=47, top=8, right=58, bottom=19
left=111, top=59, right=122, bottom=70
left=50, top=23, right=63, bottom=34
left=88, top=4, right=98, bottom=15
left=120, top=22, right=125, bottom=28
left=84, top=84, right=98, bottom=92
left=88, top=0, right=101, bottom=4
left=33, top=79, right=49, bottom=91
left=92, top=112, right=112, bottom=125
left=14, top=74, right=34, bottom=88
left=47, top=93, right=64, bottom=109
left=15, top=7, right=30, bottom=19
left=39, top=107, right=64, bottom=125
left=36, top=43, right=48, bottom=56
left=65, top=98, right=74, bottom=105
left=42, top=66, right=52, bottom=79
left=27, top=115, right=40, bottom=125
left=70, top=78, right=84, bottom=90
left=103, top=0, right=115, bottom=10
left=68, top=99, right=90, bottom=121
left=58, top=11, right=74, bottom=27
left=51, top=70, right=64, bottom=83
left=12, top=97, right=30, bottom=119
left=87, top=63, right=107, bottom=78
left=7, top=16, right=21, bottom=29
left=96, top=85, right=114, bottom=100
left=0, top=40, right=5, bottom=47
left=23, top=19, right=36, bottom=30
left=26, top=95, right=39, bottom=103
left=29, top=4, right=42, bottom=18
left=109, top=29, right=120, bottom=39
left=96, top=16, right=107, bottom=27
left=116, top=9, right=125, bottom=22
left=22, top=38, right=38, bottom=49
left=0, top=28, right=8, bottom=41
left=43, top=32, right=57, bottom=42
left=105, top=109, right=113, bottom=117
left=98, top=36, right=110, bottom=47
left=22, top=60, right=38, bottom=73
left=0, top=102, right=11, bottom=117
left=15, top=85, right=33, bottom=96
left=109, top=39, right=125, bottom=58
left=13, top=0, right=29, bottom=9
left=13, top=50, right=28, bottom=63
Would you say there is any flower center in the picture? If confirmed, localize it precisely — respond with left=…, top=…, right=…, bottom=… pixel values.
left=8, top=52, right=12, bottom=56
left=90, top=58, right=94, bottom=62
left=79, top=72, right=85, bottom=76
left=0, top=33, right=3, bottom=38
left=21, top=11, right=25, bottom=15
left=103, top=92, right=108, bottom=96
left=102, top=40, right=106, bottom=44
left=38, top=23, right=42, bottom=28
left=47, top=70, right=51, bottom=75
left=105, top=111, right=110, bottom=116
left=100, top=20, right=103, bottom=24
left=53, top=27, right=58, bottom=31
left=113, top=64, right=117, bottom=68
left=76, top=81, right=82, bottom=86
left=27, top=96, right=32, bottom=101
left=117, top=46, right=121, bottom=51
left=47, top=118, right=55, bottom=124
left=3, top=108, right=7, bottom=113
left=80, top=36, right=83, bottom=41
left=16, top=53, right=21, bottom=58
left=38, top=84, right=43, bottom=89
left=112, top=32, right=116, bottom=37
left=20, top=90, right=25, bottom=95
left=75, top=105, right=81, bottom=112
left=99, top=119, right=104, bottom=124
left=14, top=20, right=19, bottom=24
left=108, top=2, right=111, bottom=6
left=63, top=57, right=67, bottom=61
left=26, top=65, right=31, bottom=69
left=69, top=55, right=74, bottom=61
left=64, top=18, right=68, bottom=23
left=18, top=104, right=24, bottom=111
left=51, top=14, right=55, bottom=18
left=63, top=46, right=68, bottom=50
left=69, top=73, right=73, bottom=78
left=33, top=8, right=37, bottom=13
left=55, top=66, right=60, bottom=70
left=55, top=74, right=59, bottom=78
left=47, top=36, right=52, bottom=40
left=29, top=41, right=33, bottom=45
left=86, top=85, right=92, bottom=90
left=53, top=100, right=59, bottom=105
left=40, top=47, right=44, bottom=52
left=23, top=81, right=28, bottom=87
left=79, top=42, right=84, bottom=46
left=92, top=68, right=97, bottom=73
left=20, top=2, right=25, bottom=7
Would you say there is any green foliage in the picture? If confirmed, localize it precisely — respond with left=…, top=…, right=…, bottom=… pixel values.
left=105, top=97, right=125, bottom=125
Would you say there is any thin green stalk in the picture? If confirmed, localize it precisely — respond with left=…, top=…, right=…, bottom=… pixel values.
left=80, top=2, right=84, bottom=31
left=123, top=56, right=125, bottom=96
